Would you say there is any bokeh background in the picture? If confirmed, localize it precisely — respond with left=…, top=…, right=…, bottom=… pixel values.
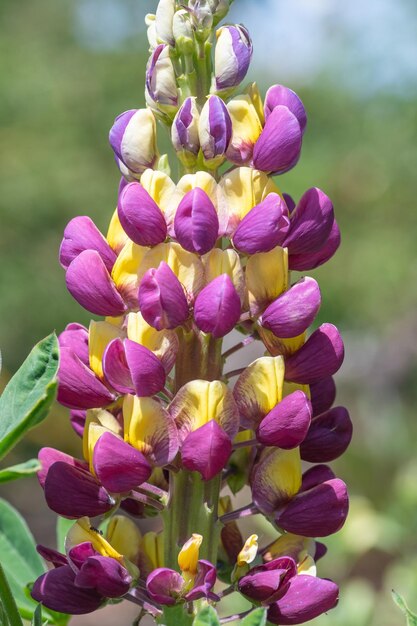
left=1, top=0, right=417, bottom=624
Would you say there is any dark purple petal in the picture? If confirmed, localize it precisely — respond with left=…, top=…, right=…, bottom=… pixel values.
left=57, top=346, right=115, bottom=410
left=109, top=109, right=137, bottom=162
left=70, top=409, right=87, bottom=437
left=58, top=323, right=89, bottom=365
left=37, top=545, right=68, bottom=568
left=32, top=566, right=103, bottom=615
left=315, top=542, right=328, bottom=561
left=256, top=391, right=312, bottom=449
left=260, top=277, right=321, bottom=338
left=75, top=556, right=132, bottom=598
left=172, top=97, right=200, bottom=155
left=66, top=250, right=126, bottom=317
left=267, top=575, right=339, bottom=625
left=301, top=464, right=336, bottom=491
left=125, top=339, right=166, bottom=396
left=44, top=462, right=114, bottom=519
left=185, top=560, right=218, bottom=601
left=93, top=431, right=152, bottom=493
left=309, top=376, right=337, bottom=417
left=300, top=406, right=353, bottom=463
left=253, top=106, right=302, bottom=174
left=238, top=557, right=297, bottom=604
left=283, top=188, right=334, bottom=256
left=283, top=193, right=296, bottom=214
left=146, top=45, right=178, bottom=107
left=199, top=96, right=232, bottom=160
left=59, top=216, right=116, bottom=272
left=138, top=262, right=189, bottom=330
left=288, top=219, right=341, bottom=271
left=264, top=85, right=307, bottom=133
left=38, top=447, right=88, bottom=489
left=102, top=338, right=135, bottom=395
left=276, top=478, right=349, bottom=537
left=193, top=274, right=241, bottom=338
left=181, top=420, right=232, bottom=480
left=174, top=188, right=219, bottom=255
left=232, top=193, right=290, bottom=254
left=285, top=324, right=344, bottom=384
left=118, top=182, right=167, bottom=246
left=146, top=567, right=184, bottom=606
left=68, top=542, right=97, bottom=569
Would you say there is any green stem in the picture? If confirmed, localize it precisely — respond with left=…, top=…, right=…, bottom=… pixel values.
left=0, top=562, right=23, bottom=626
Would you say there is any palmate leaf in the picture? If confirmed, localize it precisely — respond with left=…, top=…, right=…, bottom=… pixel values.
left=0, top=333, right=59, bottom=460
left=393, top=590, right=417, bottom=626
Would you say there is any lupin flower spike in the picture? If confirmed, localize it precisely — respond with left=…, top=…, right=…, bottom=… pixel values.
left=33, top=1, right=351, bottom=624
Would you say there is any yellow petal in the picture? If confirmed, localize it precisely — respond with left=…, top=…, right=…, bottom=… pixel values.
left=107, top=208, right=129, bottom=254
left=106, top=515, right=142, bottom=563
left=252, top=447, right=302, bottom=514
left=138, top=242, right=205, bottom=299
left=82, top=408, right=122, bottom=466
left=140, top=169, right=176, bottom=215
left=234, top=355, right=285, bottom=429
left=244, top=82, right=265, bottom=125
left=111, top=240, right=148, bottom=307
left=141, top=531, right=165, bottom=570
left=246, top=246, right=288, bottom=314
left=126, top=311, right=178, bottom=372
left=237, top=534, right=258, bottom=566
left=65, top=517, right=123, bottom=562
left=88, top=320, right=124, bottom=379
left=178, top=533, right=202, bottom=574
left=227, top=94, right=263, bottom=159
left=202, top=248, right=244, bottom=300
left=169, top=379, right=239, bottom=440
left=298, top=554, right=317, bottom=576
left=219, top=167, right=281, bottom=233
left=283, top=381, right=311, bottom=400
left=258, top=327, right=306, bottom=358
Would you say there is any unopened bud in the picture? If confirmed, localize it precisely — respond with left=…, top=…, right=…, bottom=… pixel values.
left=172, top=97, right=200, bottom=167
left=198, top=95, right=232, bottom=167
left=189, top=0, right=213, bottom=41
left=155, top=0, right=176, bottom=46
left=146, top=44, right=178, bottom=117
left=173, top=10, right=194, bottom=54
left=214, top=25, right=253, bottom=92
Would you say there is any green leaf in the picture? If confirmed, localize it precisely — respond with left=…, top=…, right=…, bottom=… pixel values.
left=242, top=608, right=267, bottom=626
left=56, top=516, right=74, bottom=554
left=193, top=605, right=221, bottom=626
left=31, top=604, right=42, bottom=626
left=0, top=561, right=24, bottom=626
left=0, top=459, right=41, bottom=484
left=393, top=590, right=417, bottom=625
left=0, top=333, right=59, bottom=460
left=0, top=499, right=68, bottom=625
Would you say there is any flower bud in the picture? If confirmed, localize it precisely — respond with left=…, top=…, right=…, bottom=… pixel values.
left=198, top=95, right=232, bottom=167
left=109, top=109, right=158, bottom=175
left=155, top=0, right=175, bottom=46
left=189, top=0, right=213, bottom=41
left=74, top=555, right=132, bottom=599
left=146, top=44, right=178, bottom=115
left=138, top=262, right=189, bottom=330
left=174, top=188, right=219, bottom=255
left=232, top=193, right=290, bottom=254
left=117, top=182, right=167, bottom=246
left=214, top=25, right=253, bottom=91
left=193, top=274, right=241, bottom=337
left=171, top=98, right=201, bottom=168
left=253, top=106, right=303, bottom=174
left=173, top=10, right=194, bottom=54
left=146, top=568, right=185, bottom=605
left=265, top=84, right=307, bottom=133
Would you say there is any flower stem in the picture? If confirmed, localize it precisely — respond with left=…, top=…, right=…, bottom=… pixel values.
left=219, top=503, right=258, bottom=524
left=222, top=335, right=256, bottom=359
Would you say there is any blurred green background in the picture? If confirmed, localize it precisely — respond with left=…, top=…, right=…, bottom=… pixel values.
left=1, top=0, right=417, bottom=624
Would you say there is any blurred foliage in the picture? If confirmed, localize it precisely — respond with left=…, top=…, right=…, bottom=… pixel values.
left=1, top=0, right=417, bottom=625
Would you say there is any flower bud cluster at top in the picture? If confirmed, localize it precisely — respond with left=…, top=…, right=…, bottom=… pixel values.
left=32, top=1, right=352, bottom=624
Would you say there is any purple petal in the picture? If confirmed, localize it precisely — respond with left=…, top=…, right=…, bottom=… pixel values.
left=109, top=109, right=137, bottom=162
left=238, top=557, right=296, bottom=604
left=37, top=545, right=68, bottom=568
left=70, top=409, right=87, bottom=437
left=93, top=431, right=152, bottom=493
left=301, top=464, right=336, bottom=491
left=215, top=25, right=253, bottom=90
left=58, top=323, right=89, bottom=364
left=138, top=262, right=189, bottom=330
left=232, top=193, right=290, bottom=254
left=102, top=338, right=135, bottom=395
left=185, top=560, right=218, bottom=601
left=181, top=420, right=232, bottom=480
left=289, top=219, right=341, bottom=271
left=200, top=96, right=232, bottom=160
left=253, top=106, right=302, bottom=174
left=283, top=188, right=334, bottom=256
left=146, top=568, right=184, bottom=606
left=283, top=193, right=296, bottom=213
left=32, top=566, right=103, bottom=615
left=309, top=376, right=336, bottom=417
left=44, top=462, right=114, bottom=519
left=260, top=277, right=321, bottom=338
left=118, top=182, right=167, bottom=246
left=264, top=85, right=307, bottom=133
left=38, top=447, right=88, bottom=489
left=285, top=324, right=344, bottom=384
left=57, top=346, right=115, bottom=410
left=66, top=250, right=126, bottom=317
left=193, top=274, right=241, bottom=338
left=75, top=556, right=132, bottom=598
left=174, top=188, right=219, bottom=255
left=125, top=339, right=166, bottom=396
left=256, top=391, right=312, bottom=449
left=300, top=406, right=353, bottom=463
left=276, top=478, right=349, bottom=537
left=172, top=97, right=200, bottom=155
left=267, top=575, right=339, bottom=625
left=59, top=216, right=116, bottom=272
left=68, top=542, right=97, bottom=569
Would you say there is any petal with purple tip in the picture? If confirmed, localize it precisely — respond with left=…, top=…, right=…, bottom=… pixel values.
left=256, top=391, right=312, bottom=449
left=289, top=219, right=341, bottom=271
left=215, top=25, right=253, bottom=91
left=31, top=566, right=103, bottom=615
left=309, top=376, right=337, bottom=417
left=59, top=216, right=116, bottom=272
left=118, top=182, right=167, bottom=246
left=285, top=323, right=344, bottom=384
left=283, top=188, right=334, bottom=256
left=75, top=556, right=132, bottom=598
left=301, top=464, right=336, bottom=491
left=198, top=95, right=232, bottom=163
left=267, top=575, right=339, bottom=625
left=253, top=106, right=302, bottom=174
left=93, top=431, right=152, bottom=493
left=38, top=447, right=88, bottom=489
left=181, top=420, right=232, bottom=481
left=66, top=250, right=126, bottom=317
left=232, top=193, right=290, bottom=254
left=58, top=323, right=89, bottom=365
left=300, top=406, right=353, bottom=463
left=125, top=338, right=166, bottom=396
left=194, top=274, right=241, bottom=338
left=138, top=262, right=189, bottom=330
left=174, top=188, right=219, bottom=255
left=264, top=84, right=307, bottom=133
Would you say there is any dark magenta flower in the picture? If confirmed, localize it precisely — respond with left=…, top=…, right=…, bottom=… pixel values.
left=267, top=575, right=339, bottom=624
left=253, top=106, right=303, bottom=174
left=138, top=262, right=189, bottom=330
left=264, top=84, right=307, bottom=134
left=174, top=188, right=219, bottom=255
left=256, top=390, right=312, bottom=449
left=232, top=193, right=290, bottom=255
left=238, top=556, right=296, bottom=604
left=59, top=216, right=116, bottom=272
left=117, top=182, right=167, bottom=247
left=300, top=406, right=353, bottom=463
left=180, top=420, right=232, bottom=480
left=193, top=274, right=241, bottom=338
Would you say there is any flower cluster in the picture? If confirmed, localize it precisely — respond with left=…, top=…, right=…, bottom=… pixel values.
left=32, top=1, right=352, bottom=623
